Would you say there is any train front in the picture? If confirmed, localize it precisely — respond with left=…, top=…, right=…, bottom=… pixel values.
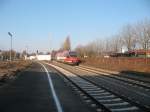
left=65, top=51, right=81, bottom=65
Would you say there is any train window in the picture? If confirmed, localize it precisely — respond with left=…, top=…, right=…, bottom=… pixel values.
left=69, top=52, right=77, bottom=57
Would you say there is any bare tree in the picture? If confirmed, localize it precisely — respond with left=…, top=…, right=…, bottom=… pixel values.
left=1, top=50, right=17, bottom=60
left=84, top=42, right=95, bottom=57
left=110, top=35, right=123, bottom=53
left=75, top=19, right=150, bottom=58
left=75, top=45, right=85, bottom=57
left=22, top=50, right=27, bottom=56
left=62, top=36, right=71, bottom=50
left=103, top=38, right=111, bottom=53
left=136, top=19, right=150, bottom=50
left=93, top=39, right=104, bottom=56
left=120, top=24, right=137, bottom=51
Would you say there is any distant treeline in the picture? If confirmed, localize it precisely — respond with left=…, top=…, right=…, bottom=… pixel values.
left=0, top=50, right=22, bottom=60
left=75, top=19, right=150, bottom=57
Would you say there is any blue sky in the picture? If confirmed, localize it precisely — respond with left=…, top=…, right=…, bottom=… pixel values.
left=0, top=0, right=150, bottom=53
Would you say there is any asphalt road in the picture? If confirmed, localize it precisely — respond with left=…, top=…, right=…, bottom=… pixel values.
left=0, top=62, right=94, bottom=112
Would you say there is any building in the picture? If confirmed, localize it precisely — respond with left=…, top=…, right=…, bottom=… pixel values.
left=25, top=54, right=51, bottom=61
left=36, top=55, right=51, bottom=60
left=128, top=49, right=150, bottom=57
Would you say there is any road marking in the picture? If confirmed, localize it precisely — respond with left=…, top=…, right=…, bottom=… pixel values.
left=39, top=62, right=63, bottom=112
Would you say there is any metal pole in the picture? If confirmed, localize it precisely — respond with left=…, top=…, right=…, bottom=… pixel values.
left=8, top=32, right=13, bottom=61
left=10, top=35, right=12, bottom=61
left=26, top=45, right=28, bottom=56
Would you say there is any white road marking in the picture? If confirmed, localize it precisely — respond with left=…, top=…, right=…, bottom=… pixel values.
left=39, top=62, right=63, bottom=112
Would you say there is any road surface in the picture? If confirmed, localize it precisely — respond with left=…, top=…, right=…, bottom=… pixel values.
left=0, top=62, right=94, bottom=112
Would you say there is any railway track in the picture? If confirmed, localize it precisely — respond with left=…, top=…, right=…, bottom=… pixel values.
left=52, top=62, right=150, bottom=94
left=52, top=62, right=150, bottom=110
left=45, top=62, right=148, bottom=112
left=76, top=65, right=150, bottom=90
left=76, top=65, right=150, bottom=91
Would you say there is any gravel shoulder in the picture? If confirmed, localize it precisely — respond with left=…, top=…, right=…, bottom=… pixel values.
left=0, top=60, right=32, bottom=85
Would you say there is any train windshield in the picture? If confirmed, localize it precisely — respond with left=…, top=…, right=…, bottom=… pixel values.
left=69, top=52, right=77, bottom=57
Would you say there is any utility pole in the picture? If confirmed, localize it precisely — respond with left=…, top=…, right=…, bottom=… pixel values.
left=8, top=32, right=13, bottom=61
left=49, top=33, right=52, bottom=53
left=26, top=46, right=28, bottom=55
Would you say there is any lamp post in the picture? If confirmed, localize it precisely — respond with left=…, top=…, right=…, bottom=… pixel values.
left=8, top=32, right=13, bottom=61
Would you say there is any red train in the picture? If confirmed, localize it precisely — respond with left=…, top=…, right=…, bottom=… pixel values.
left=55, top=50, right=81, bottom=65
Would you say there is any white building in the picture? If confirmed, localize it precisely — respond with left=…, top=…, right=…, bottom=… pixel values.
left=36, top=55, right=51, bottom=61
left=25, top=54, right=51, bottom=61
left=29, top=56, right=36, bottom=60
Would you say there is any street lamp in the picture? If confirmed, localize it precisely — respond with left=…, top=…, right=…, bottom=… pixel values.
left=8, top=32, right=13, bottom=61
